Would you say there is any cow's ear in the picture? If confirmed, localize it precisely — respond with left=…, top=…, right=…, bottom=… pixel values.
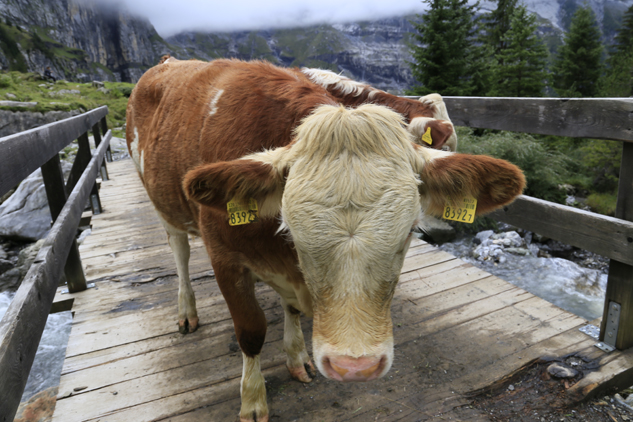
left=409, top=117, right=456, bottom=151
left=416, top=150, right=526, bottom=217
left=183, top=158, right=287, bottom=218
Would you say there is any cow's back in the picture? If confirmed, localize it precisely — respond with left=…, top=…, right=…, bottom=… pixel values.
left=126, top=59, right=333, bottom=232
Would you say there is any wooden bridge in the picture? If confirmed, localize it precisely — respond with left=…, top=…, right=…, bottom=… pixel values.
left=1, top=97, right=633, bottom=421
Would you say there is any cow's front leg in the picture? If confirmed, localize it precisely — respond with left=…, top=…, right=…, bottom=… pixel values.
left=214, top=264, right=268, bottom=422
left=281, top=298, right=316, bottom=383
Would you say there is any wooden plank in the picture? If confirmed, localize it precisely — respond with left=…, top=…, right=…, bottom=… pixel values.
left=0, top=106, right=108, bottom=197
left=0, top=132, right=110, bottom=421
left=600, top=142, right=633, bottom=350
left=430, top=97, right=633, bottom=142
left=489, top=195, right=633, bottom=266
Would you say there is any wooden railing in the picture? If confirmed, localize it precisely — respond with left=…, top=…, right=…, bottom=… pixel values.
left=0, top=106, right=111, bottom=420
left=411, top=96, right=633, bottom=351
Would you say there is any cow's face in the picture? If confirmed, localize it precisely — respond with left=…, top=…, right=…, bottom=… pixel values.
left=184, top=104, right=525, bottom=383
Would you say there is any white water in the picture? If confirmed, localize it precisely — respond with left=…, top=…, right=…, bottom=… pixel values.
left=0, top=290, right=73, bottom=401
left=440, top=236, right=606, bottom=321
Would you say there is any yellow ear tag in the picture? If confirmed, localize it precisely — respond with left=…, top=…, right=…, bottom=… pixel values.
left=422, top=126, right=433, bottom=145
left=443, top=197, right=477, bottom=224
left=227, top=197, right=259, bottom=226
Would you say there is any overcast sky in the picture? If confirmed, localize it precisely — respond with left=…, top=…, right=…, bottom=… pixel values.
left=113, top=0, right=431, bottom=37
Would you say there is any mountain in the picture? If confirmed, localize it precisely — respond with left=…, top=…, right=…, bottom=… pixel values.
left=0, top=0, right=174, bottom=82
left=167, top=17, right=416, bottom=93
left=0, top=0, right=632, bottom=92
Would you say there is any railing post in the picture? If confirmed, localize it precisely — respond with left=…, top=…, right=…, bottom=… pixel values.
left=40, top=153, right=88, bottom=293
left=100, top=116, right=112, bottom=162
left=600, top=141, right=633, bottom=350
left=92, top=122, right=108, bottom=181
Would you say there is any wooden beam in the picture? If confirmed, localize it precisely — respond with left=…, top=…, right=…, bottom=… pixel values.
left=488, top=195, right=633, bottom=267
left=65, top=133, right=92, bottom=195
left=600, top=142, right=633, bottom=350
left=0, top=133, right=110, bottom=421
left=403, top=97, right=633, bottom=142
left=0, top=106, right=108, bottom=198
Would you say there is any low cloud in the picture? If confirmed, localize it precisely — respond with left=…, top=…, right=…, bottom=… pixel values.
left=103, top=0, right=429, bottom=36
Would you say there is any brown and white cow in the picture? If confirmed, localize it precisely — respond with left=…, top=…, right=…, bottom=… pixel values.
left=299, top=67, right=458, bottom=151
left=126, top=58, right=525, bottom=422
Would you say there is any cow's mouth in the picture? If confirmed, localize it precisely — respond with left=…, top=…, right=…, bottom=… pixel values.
left=321, top=354, right=388, bottom=382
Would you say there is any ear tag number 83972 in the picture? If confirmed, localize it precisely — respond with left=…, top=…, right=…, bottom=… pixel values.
left=443, top=197, right=477, bottom=224
left=227, top=197, right=259, bottom=226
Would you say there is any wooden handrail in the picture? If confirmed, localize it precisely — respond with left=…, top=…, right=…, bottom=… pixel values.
left=0, top=106, right=108, bottom=197
left=403, top=96, right=633, bottom=142
left=0, top=109, right=110, bottom=421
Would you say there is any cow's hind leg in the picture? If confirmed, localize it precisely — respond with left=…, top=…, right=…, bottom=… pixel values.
left=160, top=218, right=198, bottom=334
left=214, top=265, right=268, bottom=422
left=281, top=298, right=316, bottom=383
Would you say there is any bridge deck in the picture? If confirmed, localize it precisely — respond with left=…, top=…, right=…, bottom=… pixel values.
left=50, top=158, right=631, bottom=421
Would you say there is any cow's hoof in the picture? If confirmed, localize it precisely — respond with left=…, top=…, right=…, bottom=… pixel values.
left=240, top=412, right=269, bottom=422
left=178, top=317, right=199, bottom=334
left=287, top=360, right=316, bottom=383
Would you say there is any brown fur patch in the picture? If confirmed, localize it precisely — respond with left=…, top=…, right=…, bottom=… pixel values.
left=419, top=153, right=526, bottom=216
left=424, top=119, right=454, bottom=149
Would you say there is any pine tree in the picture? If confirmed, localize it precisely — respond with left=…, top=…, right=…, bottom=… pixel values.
left=490, top=6, right=548, bottom=97
left=552, top=6, right=604, bottom=97
left=483, top=0, right=518, bottom=61
left=601, top=4, right=633, bottom=96
left=408, top=0, right=486, bottom=96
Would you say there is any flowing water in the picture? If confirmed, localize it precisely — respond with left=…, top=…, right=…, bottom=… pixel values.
left=439, top=235, right=606, bottom=321
left=0, top=291, right=73, bottom=402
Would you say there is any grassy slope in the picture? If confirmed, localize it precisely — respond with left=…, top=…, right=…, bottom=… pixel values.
left=0, top=71, right=133, bottom=138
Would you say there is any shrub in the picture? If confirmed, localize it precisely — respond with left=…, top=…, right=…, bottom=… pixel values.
left=456, top=127, right=569, bottom=203
left=0, top=74, right=12, bottom=88
left=586, top=192, right=617, bottom=216
left=116, top=86, right=133, bottom=97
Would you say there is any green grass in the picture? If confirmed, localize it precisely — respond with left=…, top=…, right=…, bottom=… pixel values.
left=0, top=71, right=134, bottom=133
left=586, top=192, right=617, bottom=216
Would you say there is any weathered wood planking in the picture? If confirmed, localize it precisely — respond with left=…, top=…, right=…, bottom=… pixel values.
left=0, top=135, right=110, bottom=421
left=600, top=142, right=633, bottom=349
left=0, top=106, right=108, bottom=197
left=405, top=96, right=633, bottom=142
left=51, top=158, right=633, bottom=422
left=489, top=194, right=633, bottom=266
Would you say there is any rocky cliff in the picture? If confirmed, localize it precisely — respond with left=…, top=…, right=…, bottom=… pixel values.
left=0, top=0, right=174, bottom=82
left=167, top=17, right=416, bottom=92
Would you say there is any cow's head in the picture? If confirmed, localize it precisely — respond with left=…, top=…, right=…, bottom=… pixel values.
left=184, top=104, right=525, bottom=382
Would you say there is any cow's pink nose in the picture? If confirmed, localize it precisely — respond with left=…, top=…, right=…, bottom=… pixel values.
left=322, top=355, right=386, bottom=382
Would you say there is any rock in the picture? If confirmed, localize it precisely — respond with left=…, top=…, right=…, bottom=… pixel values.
left=532, top=233, right=550, bottom=243
left=0, top=239, right=45, bottom=290
left=0, top=100, right=38, bottom=108
left=97, top=87, right=111, bottom=94
left=49, top=89, right=81, bottom=97
left=419, top=216, right=456, bottom=244
left=0, top=169, right=52, bottom=241
left=91, top=81, right=105, bottom=88
left=491, top=231, right=522, bottom=247
left=505, top=247, right=531, bottom=256
left=0, top=259, right=12, bottom=274
left=5, top=93, right=16, bottom=99
left=77, top=228, right=92, bottom=245
left=528, top=243, right=540, bottom=256
left=13, top=386, right=58, bottom=422
left=475, top=230, right=494, bottom=243
left=0, top=109, right=81, bottom=138
left=547, top=362, right=578, bottom=379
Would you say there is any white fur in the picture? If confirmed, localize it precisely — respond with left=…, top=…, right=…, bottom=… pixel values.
left=209, top=88, right=224, bottom=116
left=158, top=215, right=197, bottom=328
left=240, top=353, right=268, bottom=421
left=130, top=127, right=144, bottom=176
left=301, top=67, right=375, bottom=98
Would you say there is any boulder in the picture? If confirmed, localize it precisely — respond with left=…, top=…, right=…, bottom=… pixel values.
left=0, top=169, right=52, bottom=241
left=0, top=239, right=45, bottom=291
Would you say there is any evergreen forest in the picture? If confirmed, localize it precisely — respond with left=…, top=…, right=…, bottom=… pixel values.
left=409, top=0, right=633, bottom=217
